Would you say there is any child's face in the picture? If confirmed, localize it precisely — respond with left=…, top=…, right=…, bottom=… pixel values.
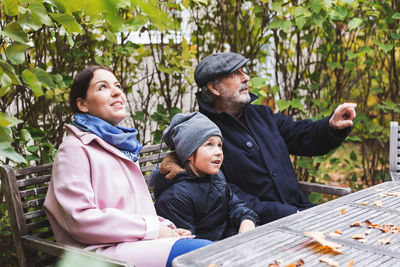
left=188, top=136, right=223, bottom=176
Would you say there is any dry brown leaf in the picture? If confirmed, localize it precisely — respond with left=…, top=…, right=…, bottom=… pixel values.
left=350, top=222, right=362, bottom=227
left=268, top=264, right=279, bottom=267
left=361, top=202, right=368, bottom=205
left=352, top=233, right=366, bottom=239
left=365, top=220, right=373, bottom=227
left=319, top=257, right=339, bottom=267
left=334, top=230, right=342, bottom=235
left=341, top=208, right=346, bottom=215
left=379, top=193, right=387, bottom=198
left=346, top=259, right=354, bottom=267
left=375, top=200, right=383, bottom=207
left=386, top=192, right=400, bottom=196
left=378, top=237, right=391, bottom=245
left=283, top=264, right=296, bottom=267
left=304, top=231, right=342, bottom=253
left=296, top=258, right=305, bottom=266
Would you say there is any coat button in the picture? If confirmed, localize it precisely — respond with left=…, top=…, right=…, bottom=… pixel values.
left=246, top=141, right=253, bottom=148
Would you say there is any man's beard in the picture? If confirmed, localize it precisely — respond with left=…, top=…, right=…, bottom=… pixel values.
left=220, top=83, right=251, bottom=116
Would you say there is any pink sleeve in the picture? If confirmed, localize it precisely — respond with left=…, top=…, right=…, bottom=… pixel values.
left=51, top=143, right=161, bottom=244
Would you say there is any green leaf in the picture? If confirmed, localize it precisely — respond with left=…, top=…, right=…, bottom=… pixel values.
left=348, top=17, right=363, bottom=30
left=281, top=20, right=292, bottom=33
left=29, top=2, right=53, bottom=26
left=269, top=18, right=282, bottom=29
left=374, top=41, right=394, bottom=54
left=0, top=112, right=22, bottom=128
left=124, top=15, right=147, bottom=31
left=33, top=67, right=56, bottom=89
left=5, top=43, right=30, bottom=65
left=22, top=69, right=43, bottom=97
left=0, top=142, right=26, bottom=163
left=391, top=33, right=400, bottom=40
left=346, top=50, right=358, bottom=59
left=158, top=65, right=174, bottom=75
left=4, top=0, right=19, bottom=16
left=310, top=0, right=322, bottom=13
left=295, top=15, right=307, bottom=30
left=134, top=111, right=146, bottom=122
left=0, top=127, right=12, bottom=143
left=392, top=12, right=400, bottom=19
left=18, top=9, right=41, bottom=31
left=345, top=61, right=355, bottom=71
left=327, top=61, right=342, bottom=70
left=276, top=99, right=291, bottom=111
left=0, top=22, right=29, bottom=44
left=49, top=13, right=82, bottom=34
left=0, top=59, right=22, bottom=85
left=271, top=1, right=282, bottom=12
left=250, top=77, right=267, bottom=89
left=359, top=46, right=372, bottom=53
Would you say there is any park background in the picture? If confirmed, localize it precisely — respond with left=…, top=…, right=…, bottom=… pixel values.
left=1, top=0, right=400, bottom=265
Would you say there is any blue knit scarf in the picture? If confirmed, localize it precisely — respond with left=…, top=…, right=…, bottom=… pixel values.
left=72, top=113, right=142, bottom=162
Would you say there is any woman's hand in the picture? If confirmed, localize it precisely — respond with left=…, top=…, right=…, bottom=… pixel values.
left=174, top=228, right=192, bottom=237
left=158, top=226, right=192, bottom=238
left=238, top=219, right=255, bottom=234
left=158, top=226, right=180, bottom=238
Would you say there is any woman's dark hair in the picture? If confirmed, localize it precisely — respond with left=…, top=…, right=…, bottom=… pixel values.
left=69, top=65, right=113, bottom=113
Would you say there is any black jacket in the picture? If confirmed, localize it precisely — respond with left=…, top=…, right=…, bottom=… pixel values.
left=197, top=93, right=351, bottom=224
left=153, top=153, right=259, bottom=241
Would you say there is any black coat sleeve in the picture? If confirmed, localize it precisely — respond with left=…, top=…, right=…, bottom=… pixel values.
left=226, top=186, right=259, bottom=229
left=155, top=189, right=197, bottom=235
left=273, top=111, right=351, bottom=156
left=229, top=183, right=301, bottom=224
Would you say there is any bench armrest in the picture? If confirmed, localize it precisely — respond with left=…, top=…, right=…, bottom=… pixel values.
left=21, top=235, right=134, bottom=267
left=299, top=181, right=351, bottom=196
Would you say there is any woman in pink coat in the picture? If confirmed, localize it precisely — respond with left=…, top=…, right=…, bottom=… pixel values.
left=44, top=65, right=211, bottom=267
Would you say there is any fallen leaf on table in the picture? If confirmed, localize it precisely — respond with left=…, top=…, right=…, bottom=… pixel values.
left=365, top=220, right=373, bottom=227
left=379, top=193, right=387, bottom=198
left=385, top=191, right=400, bottom=196
left=207, top=264, right=220, bottom=267
left=346, top=259, right=354, bottom=267
left=319, top=257, right=339, bottom=267
left=283, top=264, right=296, bottom=267
left=365, top=229, right=372, bottom=235
left=375, top=200, right=383, bottom=207
left=334, top=230, right=342, bottom=235
left=269, top=259, right=283, bottom=267
left=378, top=237, right=391, bottom=245
left=360, top=202, right=368, bottom=205
left=352, top=233, right=366, bottom=239
left=304, top=231, right=342, bottom=253
left=296, top=258, right=305, bottom=266
left=341, top=208, right=346, bottom=215
left=350, top=222, right=362, bottom=227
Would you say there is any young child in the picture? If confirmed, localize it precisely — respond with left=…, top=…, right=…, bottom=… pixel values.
left=152, top=112, right=258, bottom=241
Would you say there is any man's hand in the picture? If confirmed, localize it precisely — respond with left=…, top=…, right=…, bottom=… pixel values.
left=329, top=103, right=357, bottom=130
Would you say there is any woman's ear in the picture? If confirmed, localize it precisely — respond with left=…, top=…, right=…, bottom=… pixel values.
left=207, top=82, right=220, bottom=96
left=76, top=97, right=89, bottom=113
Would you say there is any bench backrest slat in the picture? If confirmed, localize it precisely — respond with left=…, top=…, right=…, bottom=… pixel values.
left=389, top=121, right=400, bottom=181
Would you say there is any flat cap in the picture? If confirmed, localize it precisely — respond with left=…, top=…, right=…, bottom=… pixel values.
left=194, top=52, right=249, bottom=87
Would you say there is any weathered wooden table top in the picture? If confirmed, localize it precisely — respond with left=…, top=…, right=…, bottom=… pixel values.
left=173, top=181, right=400, bottom=267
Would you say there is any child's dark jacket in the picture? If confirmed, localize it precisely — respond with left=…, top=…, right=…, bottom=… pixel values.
left=153, top=153, right=259, bottom=241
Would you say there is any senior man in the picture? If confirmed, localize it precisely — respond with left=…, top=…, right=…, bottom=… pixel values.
left=194, top=52, right=356, bottom=224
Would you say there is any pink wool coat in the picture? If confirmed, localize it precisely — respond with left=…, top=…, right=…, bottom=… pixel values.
left=44, top=125, right=180, bottom=266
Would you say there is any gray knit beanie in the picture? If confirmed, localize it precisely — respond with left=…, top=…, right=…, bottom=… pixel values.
left=162, top=112, right=222, bottom=164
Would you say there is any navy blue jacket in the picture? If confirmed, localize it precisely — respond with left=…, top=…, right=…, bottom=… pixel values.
left=197, top=93, right=351, bottom=224
left=153, top=155, right=259, bottom=241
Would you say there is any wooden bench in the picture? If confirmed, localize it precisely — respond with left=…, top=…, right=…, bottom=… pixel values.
left=1, top=143, right=350, bottom=266
left=389, top=121, right=400, bottom=181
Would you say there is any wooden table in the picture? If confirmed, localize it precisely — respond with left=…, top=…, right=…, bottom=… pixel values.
left=173, top=181, right=400, bottom=266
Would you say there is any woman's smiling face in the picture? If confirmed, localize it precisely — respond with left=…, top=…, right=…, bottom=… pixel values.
left=76, top=69, right=126, bottom=126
